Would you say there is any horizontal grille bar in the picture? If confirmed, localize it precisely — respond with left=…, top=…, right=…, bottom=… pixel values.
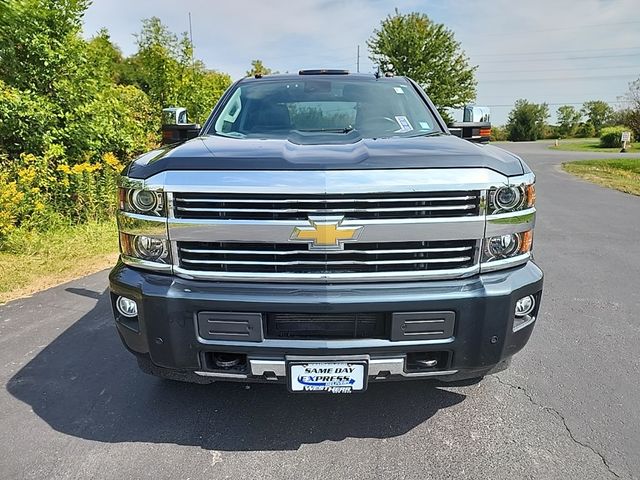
left=173, top=191, right=481, bottom=220
left=180, top=257, right=472, bottom=266
left=179, top=245, right=473, bottom=255
left=177, top=240, right=478, bottom=274
left=175, top=205, right=477, bottom=214
left=177, top=196, right=477, bottom=204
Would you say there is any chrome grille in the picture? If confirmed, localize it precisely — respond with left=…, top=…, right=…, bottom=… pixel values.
left=177, top=240, right=478, bottom=274
left=173, top=191, right=480, bottom=220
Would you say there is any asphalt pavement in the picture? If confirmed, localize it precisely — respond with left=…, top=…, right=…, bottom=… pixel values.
left=1, top=141, right=639, bottom=479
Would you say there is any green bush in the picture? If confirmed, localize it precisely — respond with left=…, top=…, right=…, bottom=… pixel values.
left=600, top=126, right=634, bottom=148
left=576, top=122, right=595, bottom=138
left=490, top=125, right=508, bottom=141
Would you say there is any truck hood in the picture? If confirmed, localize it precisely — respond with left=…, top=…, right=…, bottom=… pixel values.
left=126, top=134, right=525, bottom=179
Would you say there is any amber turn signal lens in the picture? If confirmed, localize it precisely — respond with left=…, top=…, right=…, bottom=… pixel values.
left=526, top=184, right=536, bottom=207
left=520, top=230, right=533, bottom=253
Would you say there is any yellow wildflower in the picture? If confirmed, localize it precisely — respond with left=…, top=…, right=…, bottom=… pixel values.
left=17, top=167, right=36, bottom=183
left=103, top=152, right=123, bottom=170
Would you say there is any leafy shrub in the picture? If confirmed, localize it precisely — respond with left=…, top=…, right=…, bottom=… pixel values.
left=490, top=125, right=508, bottom=141
left=600, top=126, right=634, bottom=148
left=576, top=122, right=595, bottom=138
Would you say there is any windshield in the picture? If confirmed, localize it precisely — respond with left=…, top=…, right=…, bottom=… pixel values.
left=209, top=77, right=442, bottom=139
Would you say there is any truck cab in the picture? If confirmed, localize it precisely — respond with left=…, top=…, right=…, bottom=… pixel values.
left=109, top=70, right=543, bottom=393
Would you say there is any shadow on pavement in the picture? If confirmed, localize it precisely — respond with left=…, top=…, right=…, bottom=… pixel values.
left=6, top=288, right=466, bottom=451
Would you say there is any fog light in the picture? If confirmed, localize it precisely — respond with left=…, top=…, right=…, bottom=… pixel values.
left=515, top=295, right=535, bottom=317
left=116, top=296, right=138, bottom=318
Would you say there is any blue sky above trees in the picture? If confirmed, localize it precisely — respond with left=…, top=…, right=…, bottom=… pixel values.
left=82, top=0, right=640, bottom=124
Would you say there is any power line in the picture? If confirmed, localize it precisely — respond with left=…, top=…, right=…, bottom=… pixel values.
left=477, top=52, right=640, bottom=64
left=480, top=73, right=638, bottom=83
left=479, top=64, right=640, bottom=74
left=472, top=20, right=640, bottom=38
left=470, top=45, right=640, bottom=58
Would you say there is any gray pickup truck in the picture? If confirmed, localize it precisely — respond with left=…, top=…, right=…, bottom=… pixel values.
left=109, top=70, right=542, bottom=393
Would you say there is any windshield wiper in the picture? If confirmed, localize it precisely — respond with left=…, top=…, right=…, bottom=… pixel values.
left=297, top=126, right=355, bottom=134
left=406, top=131, right=445, bottom=138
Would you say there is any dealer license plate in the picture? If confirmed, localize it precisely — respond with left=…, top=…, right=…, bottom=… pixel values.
left=288, top=361, right=368, bottom=393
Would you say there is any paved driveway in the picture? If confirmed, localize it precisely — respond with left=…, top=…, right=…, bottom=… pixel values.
left=1, top=141, right=639, bottom=479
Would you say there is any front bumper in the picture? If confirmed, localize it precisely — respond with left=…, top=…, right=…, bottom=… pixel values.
left=109, top=261, right=543, bottom=384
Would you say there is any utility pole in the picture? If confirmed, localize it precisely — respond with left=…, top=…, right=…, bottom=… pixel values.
left=356, top=45, right=360, bottom=73
left=188, top=12, right=194, bottom=67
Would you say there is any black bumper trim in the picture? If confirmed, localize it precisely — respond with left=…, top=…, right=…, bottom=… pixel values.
left=109, top=261, right=543, bottom=378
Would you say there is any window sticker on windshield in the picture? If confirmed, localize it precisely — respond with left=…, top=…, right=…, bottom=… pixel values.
left=419, top=121, right=431, bottom=129
left=394, top=87, right=404, bottom=94
left=394, top=115, right=413, bottom=132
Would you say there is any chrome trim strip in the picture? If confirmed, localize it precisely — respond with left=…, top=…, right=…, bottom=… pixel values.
left=480, top=253, right=530, bottom=273
left=121, top=254, right=173, bottom=273
left=179, top=245, right=473, bottom=255
left=194, top=371, right=248, bottom=379
left=175, top=204, right=477, bottom=214
left=149, top=168, right=513, bottom=194
left=116, top=211, right=168, bottom=238
left=175, top=195, right=478, bottom=204
left=181, top=257, right=472, bottom=266
left=175, top=264, right=479, bottom=283
left=485, top=208, right=536, bottom=237
left=246, top=357, right=458, bottom=378
left=168, top=216, right=485, bottom=243
left=249, top=359, right=286, bottom=377
left=513, top=315, right=536, bottom=332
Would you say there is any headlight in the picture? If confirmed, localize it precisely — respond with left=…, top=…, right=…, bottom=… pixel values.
left=489, top=184, right=535, bottom=213
left=119, top=188, right=165, bottom=216
left=131, top=190, right=158, bottom=212
left=482, top=230, right=533, bottom=263
left=495, top=187, right=522, bottom=210
left=486, top=233, right=520, bottom=258
left=120, top=233, right=170, bottom=264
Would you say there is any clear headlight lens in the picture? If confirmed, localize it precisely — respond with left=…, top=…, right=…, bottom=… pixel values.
left=489, top=184, right=535, bottom=213
left=487, top=233, right=520, bottom=258
left=482, top=230, right=533, bottom=263
left=120, top=233, right=170, bottom=263
left=119, top=188, right=165, bottom=216
left=131, top=190, right=158, bottom=212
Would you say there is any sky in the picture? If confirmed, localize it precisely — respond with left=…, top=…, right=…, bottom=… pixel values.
left=82, top=0, right=640, bottom=125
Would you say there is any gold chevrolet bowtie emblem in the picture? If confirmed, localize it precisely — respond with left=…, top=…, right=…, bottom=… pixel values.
left=291, top=217, right=363, bottom=250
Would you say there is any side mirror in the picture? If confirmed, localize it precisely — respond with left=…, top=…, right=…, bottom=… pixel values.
left=161, top=107, right=201, bottom=145
left=448, top=105, right=491, bottom=143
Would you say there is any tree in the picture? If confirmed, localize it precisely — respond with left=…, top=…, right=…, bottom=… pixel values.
left=368, top=10, right=476, bottom=116
left=506, top=99, right=549, bottom=141
left=556, top=105, right=582, bottom=137
left=122, top=18, right=232, bottom=124
left=581, top=100, right=613, bottom=136
left=246, top=60, right=274, bottom=77
left=616, top=78, right=640, bottom=139
left=0, top=0, right=90, bottom=95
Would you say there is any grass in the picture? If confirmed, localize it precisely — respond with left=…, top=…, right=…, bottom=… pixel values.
left=550, top=137, right=639, bottom=153
left=0, top=220, right=119, bottom=304
left=562, top=158, right=640, bottom=196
